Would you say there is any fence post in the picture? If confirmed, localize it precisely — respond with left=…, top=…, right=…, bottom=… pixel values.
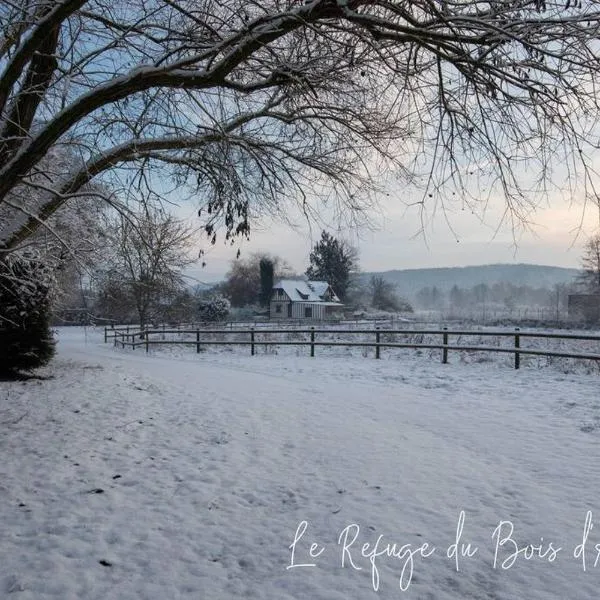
left=514, top=328, right=520, bottom=370
left=375, top=327, right=381, bottom=359
left=145, top=332, right=149, bottom=353
left=310, top=327, right=315, bottom=357
left=196, top=330, right=201, bottom=354
left=442, top=327, right=448, bottom=364
left=104, top=327, right=107, bottom=343
left=251, top=327, right=255, bottom=356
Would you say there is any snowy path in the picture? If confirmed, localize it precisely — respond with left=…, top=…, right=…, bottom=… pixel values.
left=1, top=328, right=600, bottom=599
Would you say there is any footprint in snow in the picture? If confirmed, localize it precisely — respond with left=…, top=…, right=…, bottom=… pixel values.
left=210, top=432, right=231, bottom=445
left=3, top=574, right=25, bottom=593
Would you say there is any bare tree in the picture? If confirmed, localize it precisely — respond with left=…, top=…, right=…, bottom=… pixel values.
left=1, top=0, right=600, bottom=257
left=95, top=208, right=197, bottom=327
left=0, top=146, right=109, bottom=323
left=370, top=275, right=412, bottom=312
left=221, top=253, right=293, bottom=307
left=578, top=234, right=600, bottom=292
left=0, top=147, right=107, bottom=265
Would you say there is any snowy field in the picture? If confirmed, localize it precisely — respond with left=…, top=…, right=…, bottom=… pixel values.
left=1, top=326, right=600, bottom=599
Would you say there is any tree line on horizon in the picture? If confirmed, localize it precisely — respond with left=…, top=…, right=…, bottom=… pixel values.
left=47, top=227, right=415, bottom=328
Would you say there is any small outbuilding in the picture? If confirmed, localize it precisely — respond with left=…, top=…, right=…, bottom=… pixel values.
left=270, top=280, right=343, bottom=320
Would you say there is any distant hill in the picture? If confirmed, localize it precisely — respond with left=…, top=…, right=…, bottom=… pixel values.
left=359, top=264, right=580, bottom=295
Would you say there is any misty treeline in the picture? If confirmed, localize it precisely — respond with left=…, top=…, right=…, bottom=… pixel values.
left=412, top=282, right=573, bottom=313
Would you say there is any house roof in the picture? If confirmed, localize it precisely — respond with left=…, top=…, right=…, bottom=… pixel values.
left=307, top=281, right=329, bottom=297
left=273, top=279, right=341, bottom=304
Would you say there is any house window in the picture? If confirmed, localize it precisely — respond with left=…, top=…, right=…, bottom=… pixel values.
left=304, top=306, right=313, bottom=318
left=275, top=304, right=282, bottom=313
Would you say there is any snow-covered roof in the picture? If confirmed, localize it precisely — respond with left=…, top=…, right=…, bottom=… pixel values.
left=308, top=281, right=329, bottom=297
left=273, top=280, right=341, bottom=304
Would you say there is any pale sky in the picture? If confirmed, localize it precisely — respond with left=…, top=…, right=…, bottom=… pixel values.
left=179, top=186, right=600, bottom=284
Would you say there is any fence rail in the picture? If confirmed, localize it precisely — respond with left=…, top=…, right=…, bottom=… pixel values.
left=104, top=325, right=600, bottom=370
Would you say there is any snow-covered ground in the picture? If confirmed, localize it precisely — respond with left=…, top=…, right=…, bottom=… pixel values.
left=1, top=326, right=600, bottom=599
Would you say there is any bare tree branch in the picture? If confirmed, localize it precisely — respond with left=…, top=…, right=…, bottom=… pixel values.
left=1, top=0, right=600, bottom=258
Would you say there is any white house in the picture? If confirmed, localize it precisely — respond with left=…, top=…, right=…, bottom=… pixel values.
left=270, top=280, right=344, bottom=320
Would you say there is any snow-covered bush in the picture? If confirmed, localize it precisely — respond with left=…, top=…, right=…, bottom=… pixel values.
left=0, top=254, right=56, bottom=375
left=228, top=306, right=262, bottom=321
left=197, top=296, right=230, bottom=322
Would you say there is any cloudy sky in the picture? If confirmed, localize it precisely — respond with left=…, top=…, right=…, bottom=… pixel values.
left=180, top=183, right=600, bottom=284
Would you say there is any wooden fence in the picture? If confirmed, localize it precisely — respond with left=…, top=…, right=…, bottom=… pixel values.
left=104, top=325, right=600, bottom=370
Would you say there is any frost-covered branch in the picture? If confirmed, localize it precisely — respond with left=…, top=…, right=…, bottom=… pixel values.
left=2, top=0, right=600, bottom=255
